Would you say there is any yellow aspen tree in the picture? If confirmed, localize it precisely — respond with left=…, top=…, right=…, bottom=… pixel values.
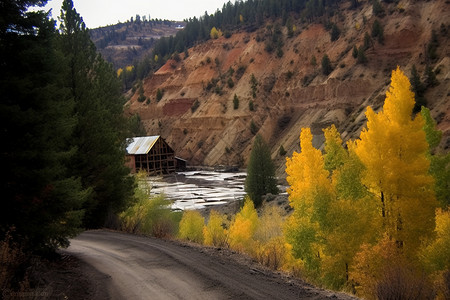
left=228, top=197, right=259, bottom=254
left=319, top=126, right=381, bottom=289
left=203, top=210, right=228, bottom=247
left=354, top=67, right=437, bottom=256
left=285, top=128, right=333, bottom=275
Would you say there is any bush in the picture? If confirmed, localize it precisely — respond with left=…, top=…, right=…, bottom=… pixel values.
left=250, top=120, right=258, bottom=135
left=330, top=23, right=340, bottom=41
left=255, top=237, right=291, bottom=270
left=227, top=77, right=234, bottom=88
left=249, top=100, right=254, bottom=111
left=321, top=54, right=333, bottom=75
left=279, top=145, right=287, bottom=156
left=156, top=88, right=164, bottom=101
left=0, top=229, right=29, bottom=292
left=120, top=172, right=181, bottom=238
left=228, top=198, right=259, bottom=254
left=191, top=99, right=200, bottom=113
left=233, top=94, right=239, bottom=109
left=178, top=210, right=205, bottom=243
left=203, top=210, right=228, bottom=247
left=351, top=235, right=433, bottom=299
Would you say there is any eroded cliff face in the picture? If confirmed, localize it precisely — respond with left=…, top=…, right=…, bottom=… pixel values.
left=125, top=0, right=449, bottom=177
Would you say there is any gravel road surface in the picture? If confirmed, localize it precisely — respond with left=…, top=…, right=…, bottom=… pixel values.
left=65, top=230, right=357, bottom=299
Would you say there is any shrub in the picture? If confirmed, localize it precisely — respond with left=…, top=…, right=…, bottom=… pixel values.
left=372, top=0, right=384, bottom=17
left=357, top=47, right=368, bottom=64
left=156, top=88, right=164, bottom=101
left=203, top=210, right=228, bottom=247
left=330, top=23, right=340, bottom=41
left=233, top=94, right=239, bottom=109
left=0, top=229, right=29, bottom=292
left=250, top=74, right=258, bottom=98
left=352, top=45, right=358, bottom=58
left=250, top=120, right=258, bottom=135
left=364, top=32, right=372, bottom=50
left=279, top=145, right=287, bottom=156
left=321, top=54, right=332, bottom=75
left=351, top=235, right=433, bottom=299
left=120, top=172, right=181, bottom=238
left=371, top=20, right=384, bottom=44
left=249, top=100, right=254, bottom=111
left=227, top=77, right=234, bottom=88
left=191, top=99, right=200, bottom=113
left=137, top=94, right=146, bottom=102
left=178, top=210, right=205, bottom=243
left=255, top=237, right=291, bottom=270
left=228, top=198, right=259, bottom=254
left=235, top=65, right=246, bottom=81
left=311, top=55, right=317, bottom=67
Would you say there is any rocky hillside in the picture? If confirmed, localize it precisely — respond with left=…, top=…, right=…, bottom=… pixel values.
left=90, top=19, right=184, bottom=68
left=124, top=0, right=449, bottom=178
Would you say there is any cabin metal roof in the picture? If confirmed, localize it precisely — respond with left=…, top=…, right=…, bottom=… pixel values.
left=126, top=136, right=160, bottom=155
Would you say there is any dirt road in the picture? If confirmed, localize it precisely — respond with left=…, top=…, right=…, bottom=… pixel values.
left=65, top=230, right=356, bottom=299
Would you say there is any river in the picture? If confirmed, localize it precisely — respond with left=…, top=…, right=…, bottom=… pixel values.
left=146, top=170, right=247, bottom=210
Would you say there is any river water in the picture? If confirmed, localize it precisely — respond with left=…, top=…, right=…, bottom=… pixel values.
left=147, top=171, right=247, bottom=210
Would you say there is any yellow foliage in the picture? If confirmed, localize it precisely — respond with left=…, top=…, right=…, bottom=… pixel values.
left=420, top=209, right=450, bottom=272
left=255, top=237, right=291, bottom=270
left=419, top=209, right=450, bottom=299
left=228, top=197, right=259, bottom=254
left=254, top=205, right=284, bottom=243
left=351, top=235, right=434, bottom=299
left=210, top=27, right=223, bottom=39
left=350, top=235, right=402, bottom=298
left=239, top=14, right=244, bottom=23
left=117, top=68, right=123, bottom=77
left=125, top=65, right=134, bottom=72
left=354, top=67, right=437, bottom=255
left=154, top=54, right=158, bottom=62
left=203, top=210, right=228, bottom=247
left=285, top=128, right=332, bottom=211
left=355, top=22, right=360, bottom=30
left=178, top=210, right=205, bottom=243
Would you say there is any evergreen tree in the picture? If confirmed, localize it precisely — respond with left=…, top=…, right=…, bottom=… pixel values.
left=410, top=65, right=426, bottom=113
left=245, top=135, right=279, bottom=207
left=321, top=54, right=332, bottom=75
left=59, top=0, right=134, bottom=228
left=233, top=94, right=239, bottom=109
left=330, top=23, right=340, bottom=41
left=0, top=0, right=87, bottom=251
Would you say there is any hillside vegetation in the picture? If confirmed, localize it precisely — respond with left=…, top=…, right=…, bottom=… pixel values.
left=124, top=0, right=449, bottom=179
left=90, top=18, right=184, bottom=69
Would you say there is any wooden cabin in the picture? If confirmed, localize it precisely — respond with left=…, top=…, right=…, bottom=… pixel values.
left=126, top=136, right=176, bottom=175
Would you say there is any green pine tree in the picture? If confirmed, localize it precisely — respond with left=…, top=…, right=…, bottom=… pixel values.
left=245, top=135, right=279, bottom=207
left=0, top=0, right=87, bottom=251
left=59, top=0, right=134, bottom=228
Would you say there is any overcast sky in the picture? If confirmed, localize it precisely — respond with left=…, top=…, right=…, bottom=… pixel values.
left=40, top=0, right=236, bottom=28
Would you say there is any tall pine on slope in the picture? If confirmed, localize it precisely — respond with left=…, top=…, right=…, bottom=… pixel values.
left=0, top=0, right=87, bottom=251
left=354, top=67, right=437, bottom=256
left=245, top=134, right=279, bottom=207
left=59, top=0, right=134, bottom=228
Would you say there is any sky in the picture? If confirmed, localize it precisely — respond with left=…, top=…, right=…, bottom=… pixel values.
left=39, top=0, right=236, bottom=28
